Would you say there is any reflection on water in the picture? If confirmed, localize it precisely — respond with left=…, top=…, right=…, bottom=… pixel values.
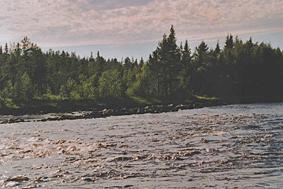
left=0, top=103, right=282, bottom=188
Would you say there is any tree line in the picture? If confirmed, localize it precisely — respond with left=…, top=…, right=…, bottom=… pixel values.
left=0, top=26, right=283, bottom=111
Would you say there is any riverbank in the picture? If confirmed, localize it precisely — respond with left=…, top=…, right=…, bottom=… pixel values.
left=0, top=98, right=223, bottom=124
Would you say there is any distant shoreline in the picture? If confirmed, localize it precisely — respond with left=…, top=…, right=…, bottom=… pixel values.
left=0, top=99, right=223, bottom=124
left=1, top=99, right=283, bottom=124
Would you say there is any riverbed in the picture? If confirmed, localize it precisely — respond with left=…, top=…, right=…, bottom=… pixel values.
left=0, top=103, right=282, bottom=188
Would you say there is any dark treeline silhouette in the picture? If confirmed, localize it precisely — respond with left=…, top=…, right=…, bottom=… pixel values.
left=0, top=26, right=283, bottom=113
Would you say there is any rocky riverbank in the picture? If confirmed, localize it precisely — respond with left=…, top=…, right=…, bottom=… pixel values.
left=0, top=100, right=223, bottom=124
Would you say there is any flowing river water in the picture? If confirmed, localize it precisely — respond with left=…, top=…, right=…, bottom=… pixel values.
left=0, top=103, right=282, bottom=188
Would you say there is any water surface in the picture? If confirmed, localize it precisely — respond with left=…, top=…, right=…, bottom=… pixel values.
left=0, top=103, right=282, bottom=188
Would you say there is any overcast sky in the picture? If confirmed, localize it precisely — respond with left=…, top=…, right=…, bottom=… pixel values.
left=0, top=0, right=283, bottom=58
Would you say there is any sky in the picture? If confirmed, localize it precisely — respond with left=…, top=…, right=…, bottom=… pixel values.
left=0, top=0, right=283, bottom=59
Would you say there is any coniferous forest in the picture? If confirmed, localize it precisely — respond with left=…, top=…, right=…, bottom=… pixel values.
left=0, top=26, right=283, bottom=114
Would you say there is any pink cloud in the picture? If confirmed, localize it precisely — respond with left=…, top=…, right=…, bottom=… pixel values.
left=0, top=0, right=282, bottom=47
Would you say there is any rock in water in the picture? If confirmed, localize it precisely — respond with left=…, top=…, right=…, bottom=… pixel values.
left=6, top=175, right=29, bottom=182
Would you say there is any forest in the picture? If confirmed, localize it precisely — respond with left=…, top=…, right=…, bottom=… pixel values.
left=0, top=26, right=283, bottom=113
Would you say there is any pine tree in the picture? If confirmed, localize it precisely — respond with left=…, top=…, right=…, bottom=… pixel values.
left=4, top=43, right=8, bottom=54
left=179, top=40, right=192, bottom=98
left=225, top=34, right=234, bottom=49
left=214, top=42, right=221, bottom=55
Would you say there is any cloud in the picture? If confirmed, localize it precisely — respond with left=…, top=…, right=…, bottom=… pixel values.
left=83, top=0, right=152, bottom=10
left=0, top=0, right=282, bottom=47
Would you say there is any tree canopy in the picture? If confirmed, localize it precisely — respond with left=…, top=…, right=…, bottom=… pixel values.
left=0, top=26, right=283, bottom=112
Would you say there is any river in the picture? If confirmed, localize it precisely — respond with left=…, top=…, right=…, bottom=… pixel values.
left=0, top=103, right=282, bottom=188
